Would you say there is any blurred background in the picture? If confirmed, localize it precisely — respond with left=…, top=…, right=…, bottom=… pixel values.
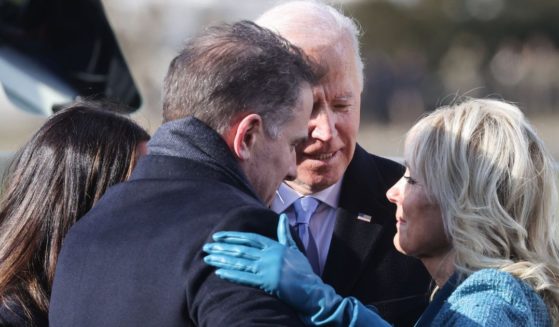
left=1, top=0, right=559, bottom=173
left=350, top=0, right=559, bottom=158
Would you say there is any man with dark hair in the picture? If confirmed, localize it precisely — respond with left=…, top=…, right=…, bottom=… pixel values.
left=49, top=21, right=318, bottom=326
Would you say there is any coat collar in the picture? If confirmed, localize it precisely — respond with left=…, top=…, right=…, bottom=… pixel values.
left=271, top=179, right=343, bottom=213
left=148, top=116, right=236, bottom=167
left=413, top=272, right=459, bottom=327
left=131, top=116, right=260, bottom=201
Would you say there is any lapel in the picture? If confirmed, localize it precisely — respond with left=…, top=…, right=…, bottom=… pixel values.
left=321, top=145, right=404, bottom=294
left=321, top=206, right=384, bottom=293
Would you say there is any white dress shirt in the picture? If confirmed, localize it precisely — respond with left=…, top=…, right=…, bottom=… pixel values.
left=271, top=179, right=343, bottom=275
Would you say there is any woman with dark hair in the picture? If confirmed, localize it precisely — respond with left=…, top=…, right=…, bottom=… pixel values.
left=0, top=102, right=149, bottom=326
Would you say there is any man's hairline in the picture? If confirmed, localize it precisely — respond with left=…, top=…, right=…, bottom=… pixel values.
left=255, top=7, right=364, bottom=89
left=260, top=27, right=364, bottom=92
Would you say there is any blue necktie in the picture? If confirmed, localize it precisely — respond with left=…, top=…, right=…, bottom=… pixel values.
left=293, top=197, right=321, bottom=275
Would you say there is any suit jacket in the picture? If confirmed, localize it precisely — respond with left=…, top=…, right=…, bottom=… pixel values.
left=49, top=117, right=304, bottom=327
left=320, top=145, right=432, bottom=327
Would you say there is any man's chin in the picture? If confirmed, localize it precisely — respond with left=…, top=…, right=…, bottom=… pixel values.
left=287, top=172, right=341, bottom=194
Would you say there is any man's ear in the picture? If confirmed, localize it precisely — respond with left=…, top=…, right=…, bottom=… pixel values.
left=230, top=114, right=263, bottom=161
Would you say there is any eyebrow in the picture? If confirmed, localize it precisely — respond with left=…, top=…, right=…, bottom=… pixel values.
left=334, top=93, right=353, bottom=101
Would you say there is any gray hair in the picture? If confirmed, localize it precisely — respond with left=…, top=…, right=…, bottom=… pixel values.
left=162, top=20, right=319, bottom=137
left=405, top=98, right=559, bottom=324
left=256, top=0, right=363, bottom=89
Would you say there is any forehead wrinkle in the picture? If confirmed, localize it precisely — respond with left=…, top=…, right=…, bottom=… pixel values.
left=320, top=81, right=356, bottom=100
left=315, top=58, right=360, bottom=97
left=334, top=93, right=354, bottom=100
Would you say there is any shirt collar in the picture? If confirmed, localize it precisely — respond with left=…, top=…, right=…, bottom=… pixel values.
left=271, top=178, right=343, bottom=213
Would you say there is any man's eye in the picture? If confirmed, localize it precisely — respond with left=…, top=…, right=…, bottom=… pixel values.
left=333, top=104, right=351, bottom=111
left=403, top=175, right=417, bottom=185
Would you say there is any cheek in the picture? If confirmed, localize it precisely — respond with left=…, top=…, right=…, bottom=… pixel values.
left=275, top=147, right=296, bottom=178
left=280, top=147, right=294, bottom=168
left=400, top=195, right=416, bottom=220
left=339, top=112, right=360, bottom=137
left=337, top=116, right=359, bottom=163
left=395, top=195, right=445, bottom=256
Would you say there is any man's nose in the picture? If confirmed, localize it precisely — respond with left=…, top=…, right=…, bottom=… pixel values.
left=310, top=108, right=337, bottom=141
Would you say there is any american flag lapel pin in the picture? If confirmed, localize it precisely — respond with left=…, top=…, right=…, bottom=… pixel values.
left=357, top=213, right=372, bottom=222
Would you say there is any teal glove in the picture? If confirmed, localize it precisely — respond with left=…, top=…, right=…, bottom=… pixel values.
left=203, top=214, right=391, bottom=327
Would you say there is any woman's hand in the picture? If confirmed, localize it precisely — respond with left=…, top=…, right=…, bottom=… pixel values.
left=203, top=214, right=391, bottom=327
left=203, top=214, right=324, bottom=313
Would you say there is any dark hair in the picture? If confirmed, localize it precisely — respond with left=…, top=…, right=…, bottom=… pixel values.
left=162, top=20, right=320, bottom=137
left=0, top=102, right=149, bottom=322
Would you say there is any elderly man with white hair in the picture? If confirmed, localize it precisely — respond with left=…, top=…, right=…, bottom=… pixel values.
left=256, top=2, right=431, bottom=326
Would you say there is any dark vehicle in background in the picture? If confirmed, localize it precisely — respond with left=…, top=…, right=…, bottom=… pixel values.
left=0, top=0, right=140, bottom=177
left=0, top=0, right=272, bottom=178
left=0, top=0, right=140, bottom=115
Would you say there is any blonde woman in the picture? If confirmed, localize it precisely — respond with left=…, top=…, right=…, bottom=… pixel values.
left=204, top=98, right=559, bottom=326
